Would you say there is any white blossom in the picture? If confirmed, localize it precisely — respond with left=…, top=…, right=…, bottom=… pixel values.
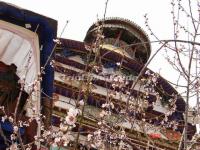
left=99, top=110, right=107, bottom=118
left=54, top=137, right=61, bottom=143
left=1, top=115, right=7, bottom=122
left=9, top=143, right=18, bottom=150
left=65, top=108, right=79, bottom=126
left=13, top=126, right=18, bottom=133
left=53, top=39, right=61, bottom=44
left=87, top=134, right=93, bottom=141
left=79, top=100, right=84, bottom=106
left=9, top=116, right=13, bottom=123
left=116, top=62, right=121, bottom=66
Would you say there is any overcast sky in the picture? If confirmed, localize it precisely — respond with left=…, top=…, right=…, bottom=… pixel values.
left=2, top=0, right=198, bottom=106
left=2, top=0, right=175, bottom=69
left=2, top=0, right=174, bottom=40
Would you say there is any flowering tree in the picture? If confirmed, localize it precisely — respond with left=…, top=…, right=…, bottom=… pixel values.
left=144, top=0, right=200, bottom=149
left=0, top=0, right=200, bottom=150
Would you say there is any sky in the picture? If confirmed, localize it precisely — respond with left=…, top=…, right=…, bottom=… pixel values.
left=1, top=0, right=198, bottom=106
left=1, top=0, right=174, bottom=71
left=1, top=0, right=174, bottom=40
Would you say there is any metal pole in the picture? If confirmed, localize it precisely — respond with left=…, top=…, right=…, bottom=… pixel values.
left=37, top=83, right=41, bottom=149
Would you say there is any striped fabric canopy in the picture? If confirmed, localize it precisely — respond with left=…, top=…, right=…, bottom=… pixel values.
left=0, top=20, right=40, bottom=93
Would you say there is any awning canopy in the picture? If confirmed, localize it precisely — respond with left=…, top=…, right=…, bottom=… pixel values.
left=0, top=20, right=39, bottom=92
left=0, top=1, right=57, bottom=97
